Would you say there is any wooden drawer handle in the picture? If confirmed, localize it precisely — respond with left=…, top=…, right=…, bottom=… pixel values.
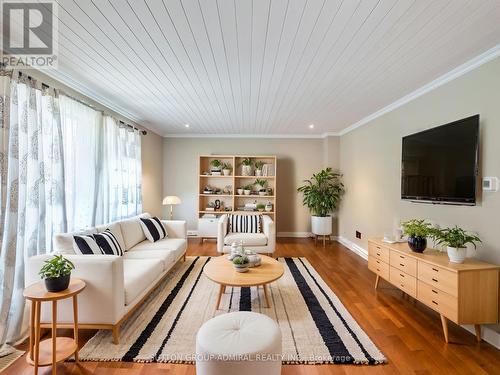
left=400, top=284, right=404, bottom=288
left=399, top=255, right=405, bottom=259
left=376, top=268, right=380, bottom=272
left=376, top=246, right=381, bottom=249
left=399, top=263, right=405, bottom=267
left=376, top=260, right=380, bottom=264
left=432, top=278, right=438, bottom=282
left=376, top=252, right=381, bottom=256
left=432, top=289, right=438, bottom=294
left=400, top=273, right=405, bottom=278
left=432, top=268, right=439, bottom=272
left=432, top=300, right=438, bottom=305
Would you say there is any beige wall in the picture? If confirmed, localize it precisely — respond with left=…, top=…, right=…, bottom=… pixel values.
left=163, top=137, right=339, bottom=233
left=339, top=56, right=500, bottom=265
left=27, top=68, right=163, bottom=217
left=141, top=131, right=164, bottom=217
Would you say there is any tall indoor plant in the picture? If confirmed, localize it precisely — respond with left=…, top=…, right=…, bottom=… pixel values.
left=297, top=168, right=345, bottom=237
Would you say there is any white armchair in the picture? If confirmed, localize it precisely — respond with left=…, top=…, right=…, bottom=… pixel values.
left=217, top=214, right=275, bottom=255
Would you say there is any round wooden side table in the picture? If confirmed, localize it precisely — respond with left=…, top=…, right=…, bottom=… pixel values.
left=23, top=278, right=86, bottom=375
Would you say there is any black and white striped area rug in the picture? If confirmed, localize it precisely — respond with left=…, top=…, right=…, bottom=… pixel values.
left=79, top=257, right=386, bottom=365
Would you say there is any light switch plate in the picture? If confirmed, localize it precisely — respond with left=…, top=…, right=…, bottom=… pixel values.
left=482, top=177, right=498, bottom=192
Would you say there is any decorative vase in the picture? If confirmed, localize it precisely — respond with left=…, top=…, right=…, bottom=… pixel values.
left=233, top=263, right=249, bottom=273
left=242, top=165, right=252, bottom=176
left=311, top=215, right=332, bottom=236
left=237, top=188, right=244, bottom=195
left=223, top=169, right=231, bottom=176
left=45, top=274, right=71, bottom=292
left=407, top=236, right=427, bottom=253
left=255, top=169, right=262, bottom=176
left=447, top=246, right=466, bottom=263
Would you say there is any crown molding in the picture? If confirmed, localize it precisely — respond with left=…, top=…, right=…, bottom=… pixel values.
left=338, top=43, right=500, bottom=136
left=163, top=132, right=332, bottom=139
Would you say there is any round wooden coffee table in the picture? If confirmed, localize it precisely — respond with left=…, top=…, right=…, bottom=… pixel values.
left=204, top=255, right=284, bottom=309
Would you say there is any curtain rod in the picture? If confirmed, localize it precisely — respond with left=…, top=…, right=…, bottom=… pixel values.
left=17, top=70, right=147, bottom=135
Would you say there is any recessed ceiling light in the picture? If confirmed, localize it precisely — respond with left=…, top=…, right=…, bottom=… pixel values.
left=308, top=124, right=314, bottom=129
left=184, top=124, right=190, bottom=128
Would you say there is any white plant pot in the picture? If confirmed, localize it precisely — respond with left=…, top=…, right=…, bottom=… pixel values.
left=241, top=165, right=252, bottom=176
left=255, top=169, right=262, bottom=176
left=447, top=246, right=467, bottom=263
left=237, top=189, right=244, bottom=195
left=243, top=189, right=251, bottom=195
left=311, top=215, right=332, bottom=236
left=222, top=169, right=231, bottom=176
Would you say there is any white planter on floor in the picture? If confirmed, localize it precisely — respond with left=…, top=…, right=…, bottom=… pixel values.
left=311, top=215, right=332, bottom=236
left=447, top=246, right=467, bottom=263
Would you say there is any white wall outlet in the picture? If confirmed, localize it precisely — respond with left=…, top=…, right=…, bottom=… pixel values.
left=482, top=177, right=498, bottom=192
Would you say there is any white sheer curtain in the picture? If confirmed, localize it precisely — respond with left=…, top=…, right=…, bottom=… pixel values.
left=59, top=95, right=103, bottom=231
left=0, top=76, right=66, bottom=355
left=97, top=116, right=142, bottom=223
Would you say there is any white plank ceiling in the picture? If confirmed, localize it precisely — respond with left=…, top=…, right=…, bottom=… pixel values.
left=21, top=1, right=500, bottom=135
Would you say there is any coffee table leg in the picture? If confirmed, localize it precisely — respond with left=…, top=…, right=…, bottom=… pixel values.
left=263, top=284, right=270, bottom=308
left=216, top=284, right=224, bottom=310
left=29, top=300, right=35, bottom=361
left=73, top=295, right=79, bottom=363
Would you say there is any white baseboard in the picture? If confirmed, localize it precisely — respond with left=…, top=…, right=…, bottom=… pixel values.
left=334, top=237, right=500, bottom=349
left=277, top=232, right=312, bottom=238
left=336, top=236, right=368, bottom=260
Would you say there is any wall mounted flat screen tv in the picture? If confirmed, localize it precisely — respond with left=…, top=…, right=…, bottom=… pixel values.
left=401, top=115, right=479, bottom=205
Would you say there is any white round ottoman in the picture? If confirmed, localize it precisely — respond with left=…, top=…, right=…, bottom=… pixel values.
left=196, top=311, right=282, bottom=375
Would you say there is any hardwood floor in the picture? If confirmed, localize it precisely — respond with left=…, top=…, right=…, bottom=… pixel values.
left=5, top=238, right=500, bottom=374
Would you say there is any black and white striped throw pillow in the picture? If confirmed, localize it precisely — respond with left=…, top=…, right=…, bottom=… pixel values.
left=139, top=217, right=167, bottom=242
left=73, top=235, right=102, bottom=255
left=228, top=214, right=261, bottom=233
left=93, top=229, right=123, bottom=256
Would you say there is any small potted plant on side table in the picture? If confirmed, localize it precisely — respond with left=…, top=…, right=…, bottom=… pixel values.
left=39, top=255, right=75, bottom=292
left=232, top=255, right=250, bottom=273
left=401, top=219, right=432, bottom=253
left=431, top=226, right=481, bottom=263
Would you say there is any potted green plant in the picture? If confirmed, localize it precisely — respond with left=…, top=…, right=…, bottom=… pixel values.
left=256, top=203, right=265, bottom=212
left=297, top=168, right=344, bottom=237
left=38, top=255, right=75, bottom=292
left=210, top=159, right=222, bottom=175
left=232, top=255, right=250, bottom=272
left=240, top=158, right=253, bottom=176
left=401, top=219, right=433, bottom=253
left=254, top=161, right=265, bottom=176
left=243, top=184, right=253, bottom=195
left=254, top=178, right=267, bottom=193
left=222, top=162, right=232, bottom=176
left=431, top=226, right=481, bottom=263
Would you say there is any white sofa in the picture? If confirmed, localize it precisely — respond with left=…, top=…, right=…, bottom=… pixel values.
left=25, top=213, right=187, bottom=344
left=217, top=214, right=275, bottom=255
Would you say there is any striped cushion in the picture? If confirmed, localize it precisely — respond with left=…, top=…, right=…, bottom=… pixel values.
left=139, top=217, right=167, bottom=242
left=228, top=214, right=262, bottom=233
left=93, top=229, right=123, bottom=256
left=73, top=235, right=102, bottom=255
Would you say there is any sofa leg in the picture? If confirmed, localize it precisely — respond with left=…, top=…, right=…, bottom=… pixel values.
left=183, top=253, right=186, bottom=262
left=112, top=325, right=120, bottom=344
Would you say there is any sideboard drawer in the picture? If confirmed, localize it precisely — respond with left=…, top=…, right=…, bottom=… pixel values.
left=389, top=267, right=416, bottom=297
left=390, top=251, right=417, bottom=277
left=368, top=242, right=390, bottom=263
left=417, top=280, right=458, bottom=322
left=418, top=261, right=458, bottom=296
left=368, top=256, right=389, bottom=280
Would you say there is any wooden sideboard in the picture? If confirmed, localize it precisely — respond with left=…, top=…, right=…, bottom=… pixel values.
left=368, top=238, right=500, bottom=343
